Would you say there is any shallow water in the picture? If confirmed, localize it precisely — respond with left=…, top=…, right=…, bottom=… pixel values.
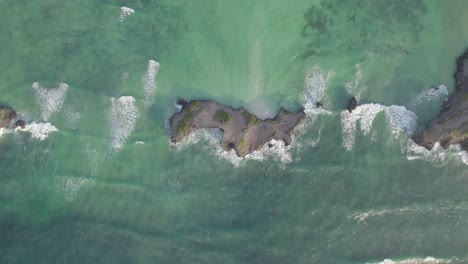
left=1, top=0, right=468, bottom=263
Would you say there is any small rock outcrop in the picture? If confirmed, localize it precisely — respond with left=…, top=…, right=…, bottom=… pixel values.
left=413, top=48, right=468, bottom=151
left=0, top=107, right=17, bottom=128
left=15, top=119, right=26, bottom=129
left=347, top=96, right=357, bottom=113
left=170, top=100, right=306, bottom=157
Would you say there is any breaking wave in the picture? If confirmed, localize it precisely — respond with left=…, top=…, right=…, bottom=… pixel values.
left=405, top=141, right=468, bottom=166
left=142, top=60, right=160, bottom=106
left=22, top=122, right=59, bottom=140
left=108, top=96, right=139, bottom=152
left=301, top=66, right=334, bottom=114
left=374, top=257, right=456, bottom=264
left=32, top=82, right=68, bottom=121
left=340, top=104, right=417, bottom=151
left=172, top=128, right=293, bottom=167
left=119, top=6, right=134, bottom=22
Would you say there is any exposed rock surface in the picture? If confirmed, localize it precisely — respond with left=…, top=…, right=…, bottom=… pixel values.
left=414, top=49, right=468, bottom=151
left=347, top=96, right=357, bottom=113
left=170, top=100, right=306, bottom=157
left=0, top=106, right=17, bottom=128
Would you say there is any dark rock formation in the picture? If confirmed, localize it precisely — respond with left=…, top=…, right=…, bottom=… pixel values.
left=413, top=48, right=468, bottom=151
left=170, top=100, right=306, bottom=157
left=15, top=119, right=26, bottom=129
left=347, top=96, right=357, bottom=113
left=316, top=102, right=323, bottom=108
left=0, top=107, right=17, bottom=128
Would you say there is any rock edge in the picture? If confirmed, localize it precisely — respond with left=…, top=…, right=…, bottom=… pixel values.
left=413, top=48, right=468, bottom=151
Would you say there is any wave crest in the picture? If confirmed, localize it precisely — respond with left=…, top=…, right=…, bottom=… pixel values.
left=142, top=60, right=160, bottom=106
left=32, top=82, right=68, bottom=121
left=108, top=96, right=139, bottom=152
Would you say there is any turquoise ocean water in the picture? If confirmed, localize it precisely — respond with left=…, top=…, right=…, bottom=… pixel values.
left=1, top=0, right=468, bottom=263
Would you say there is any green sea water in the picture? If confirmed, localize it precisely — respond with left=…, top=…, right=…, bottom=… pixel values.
left=1, top=0, right=468, bottom=263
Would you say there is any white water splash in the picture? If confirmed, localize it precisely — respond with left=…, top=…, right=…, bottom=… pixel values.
left=407, top=84, right=448, bottom=109
left=374, top=257, right=454, bottom=264
left=406, top=141, right=468, bottom=166
left=32, top=82, right=68, bottom=121
left=345, top=64, right=366, bottom=100
left=21, top=122, right=58, bottom=140
left=341, top=104, right=417, bottom=151
left=172, top=129, right=293, bottom=167
left=135, top=141, right=144, bottom=145
left=142, top=60, right=160, bottom=106
left=301, top=66, right=334, bottom=114
left=385, top=105, right=418, bottom=137
left=108, top=96, right=139, bottom=152
left=341, top=104, right=385, bottom=150
left=119, top=6, right=134, bottom=22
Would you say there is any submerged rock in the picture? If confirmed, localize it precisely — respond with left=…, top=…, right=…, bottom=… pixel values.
left=0, top=106, right=17, bottom=128
left=170, top=100, right=306, bottom=157
left=413, top=48, right=468, bottom=151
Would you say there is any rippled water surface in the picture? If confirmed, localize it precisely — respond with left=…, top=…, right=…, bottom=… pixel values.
left=1, top=1, right=468, bottom=263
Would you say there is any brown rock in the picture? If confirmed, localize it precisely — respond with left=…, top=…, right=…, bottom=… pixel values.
left=170, top=100, right=306, bottom=157
left=0, top=107, right=17, bottom=128
left=413, top=48, right=468, bottom=151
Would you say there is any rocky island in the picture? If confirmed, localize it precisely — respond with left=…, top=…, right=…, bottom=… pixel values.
left=414, top=48, right=468, bottom=151
left=170, top=100, right=306, bottom=157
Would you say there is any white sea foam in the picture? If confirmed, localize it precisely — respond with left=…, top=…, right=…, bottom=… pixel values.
left=301, top=66, right=334, bottom=114
left=142, top=60, right=160, bottom=106
left=341, top=103, right=417, bottom=151
left=385, top=105, right=418, bottom=137
left=108, top=96, right=139, bottom=152
left=340, top=103, right=385, bottom=151
left=56, top=176, right=91, bottom=202
left=135, top=141, right=144, bottom=145
left=374, top=257, right=454, bottom=264
left=32, top=82, right=69, bottom=121
left=21, top=122, right=58, bottom=140
left=345, top=64, right=366, bottom=100
left=0, top=120, right=58, bottom=140
left=172, top=129, right=293, bottom=166
left=119, top=6, right=135, bottom=22
left=407, top=84, right=448, bottom=109
left=406, top=141, right=468, bottom=166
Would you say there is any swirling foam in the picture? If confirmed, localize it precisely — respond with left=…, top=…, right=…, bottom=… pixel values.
left=32, top=82, right=68, bottom=121
left=407, top=84, right=448, bottom=109
left=301, top=66, right=334, bottom=114
left=340, top=104, right=385, bottom=151
left=345, top=64, right=366, bottom=100
left=341, top=104, right=417, bottom=151
left=108, top=96, right=139, bottom=152
left=119, top=6, right=135, bottom=22
left=142, top=60, right=160, bottom=106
